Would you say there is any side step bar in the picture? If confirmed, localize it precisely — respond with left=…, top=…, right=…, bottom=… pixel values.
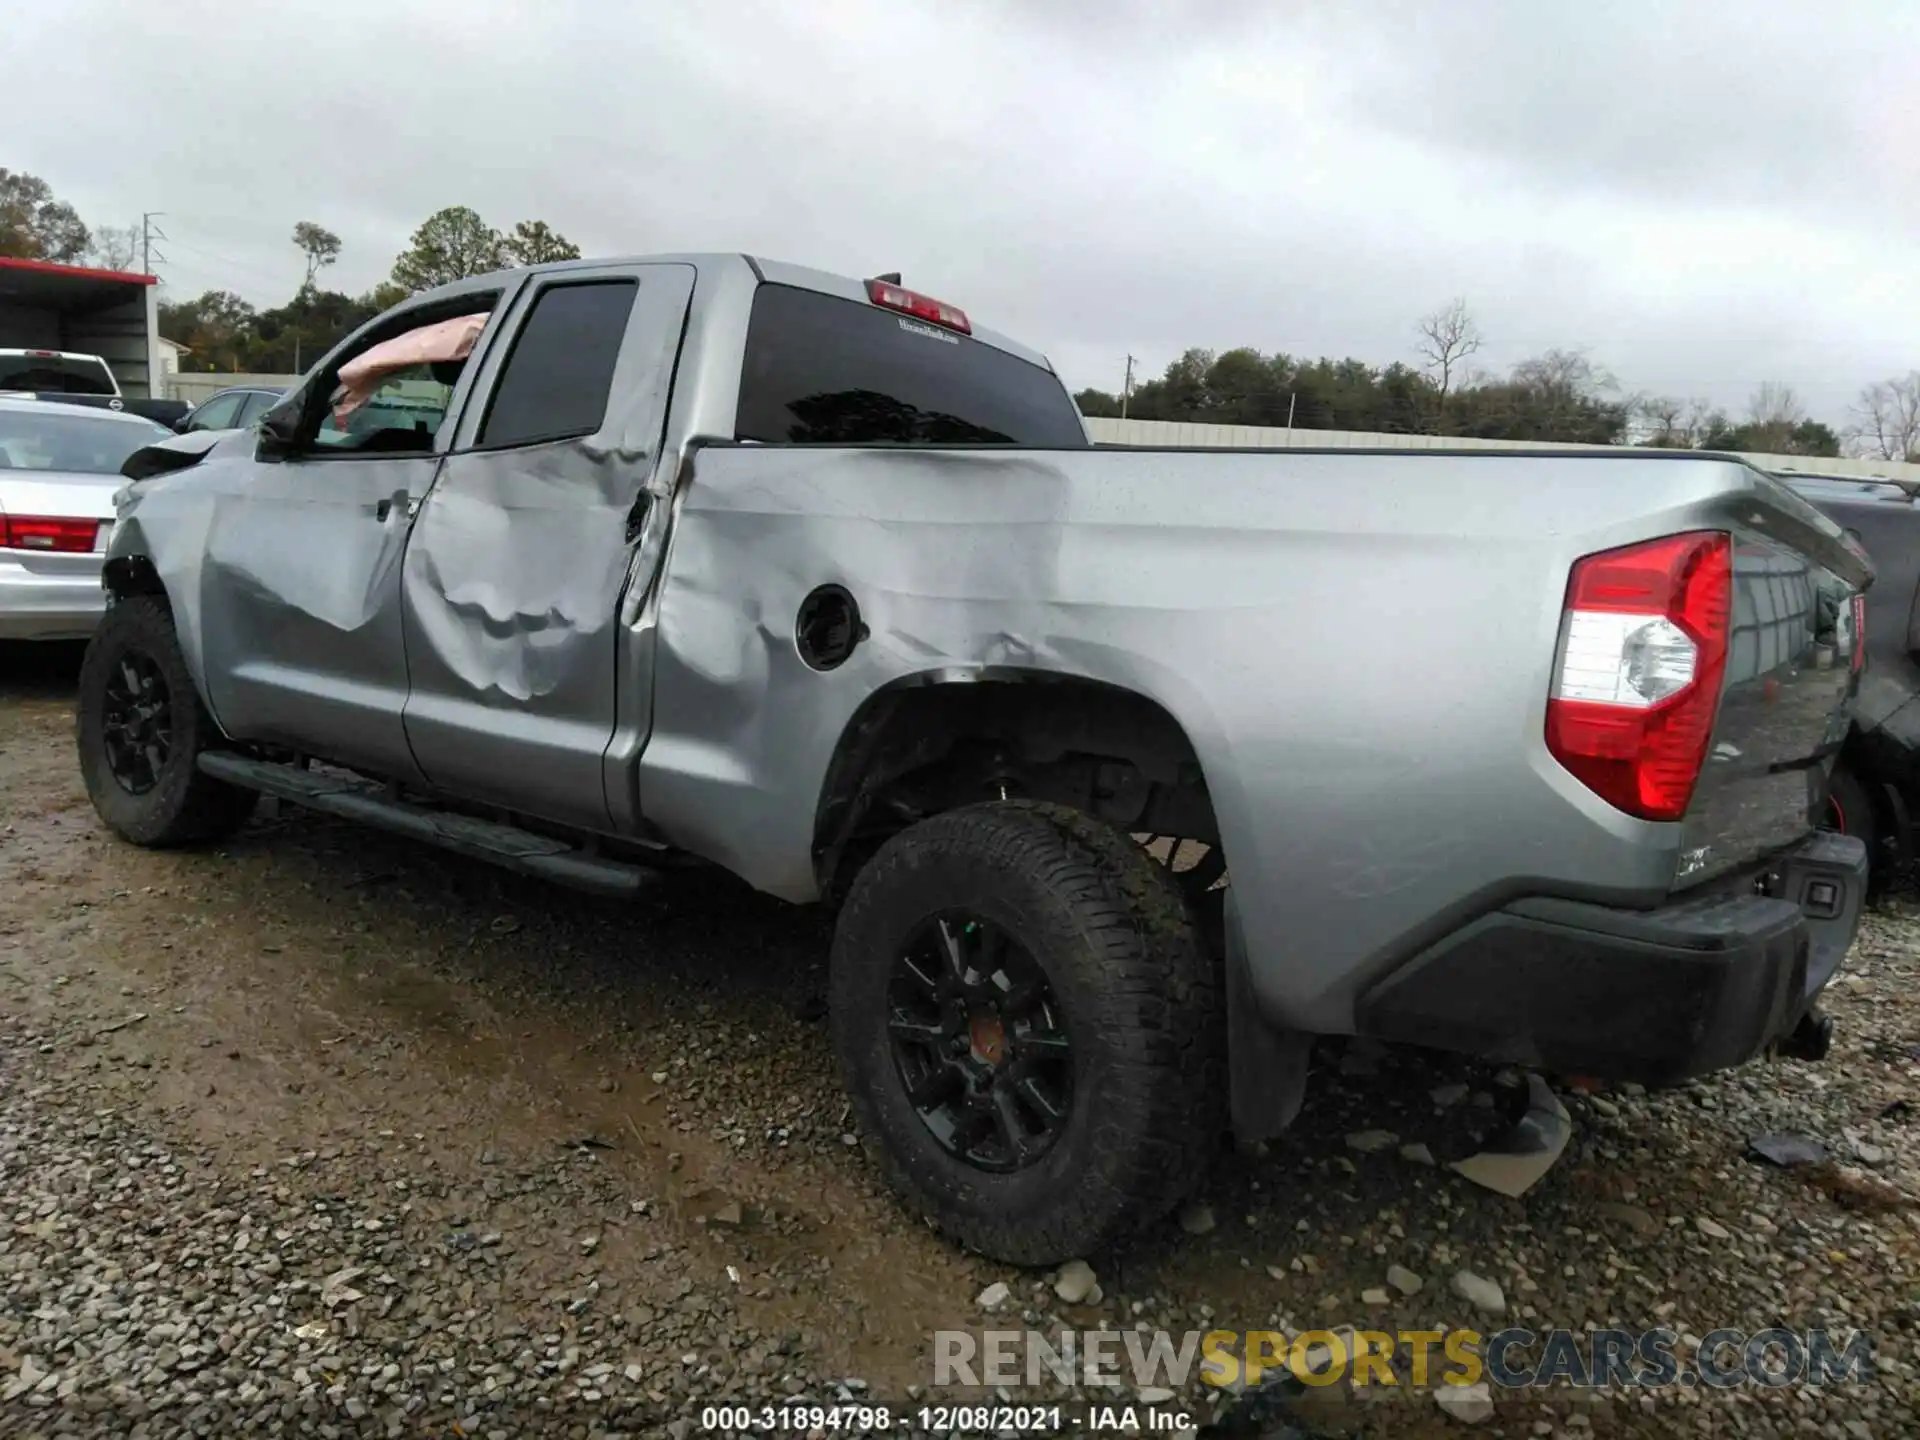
left=197, top=752, right=659, bottom=899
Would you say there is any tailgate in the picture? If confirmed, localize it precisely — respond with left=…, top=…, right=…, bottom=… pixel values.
left=1676, top=475, right=1870, bottom=886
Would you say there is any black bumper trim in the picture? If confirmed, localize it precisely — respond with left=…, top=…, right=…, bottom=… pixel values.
left=1356, top=831, right=1867, bottom=1086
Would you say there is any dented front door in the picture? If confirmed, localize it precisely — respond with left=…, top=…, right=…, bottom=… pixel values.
left=398, top=263, right=696, bottom=831
left=199, top=448, right=443, bottom=783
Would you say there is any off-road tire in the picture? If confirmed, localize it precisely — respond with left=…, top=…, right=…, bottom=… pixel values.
left=830, top=800, right=1223, bottom=1265
left=76, top=596, right=257, bottom=846
left=1822, top=763, right=1884, bottom=889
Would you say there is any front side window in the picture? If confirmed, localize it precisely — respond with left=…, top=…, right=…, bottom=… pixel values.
left=477, top=280, right=638, bottom=449
left=314, top=366, right=455, bottom=453
left=306, top=307, right=493, bottom=456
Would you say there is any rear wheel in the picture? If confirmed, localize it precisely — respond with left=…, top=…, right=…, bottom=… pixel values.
left=76, top=596, right=256, bottom=846
left=830, top=801, right=1223, bottom=1265
left=1821, top=763, right=1879, bottom=870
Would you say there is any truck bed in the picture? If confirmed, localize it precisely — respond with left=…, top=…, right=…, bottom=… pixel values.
left=637, top=442, right=1867, bottom=1032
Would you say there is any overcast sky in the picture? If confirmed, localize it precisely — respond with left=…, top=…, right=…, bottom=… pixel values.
left=15, top=0, right=1918, bottom=423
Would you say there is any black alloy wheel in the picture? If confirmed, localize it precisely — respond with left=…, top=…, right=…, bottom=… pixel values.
left=100, top=650, right=173, bottom=795
left=77, top=596, right=257, bottom=847
left=886, top=913, right=1073, bottom=1173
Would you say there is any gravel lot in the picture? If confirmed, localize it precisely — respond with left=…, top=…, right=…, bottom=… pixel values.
left=3, top=640, right=1917, bottom=1438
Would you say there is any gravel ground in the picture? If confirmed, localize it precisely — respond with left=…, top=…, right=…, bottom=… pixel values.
left=2, top=642, right=1917, bottom=1439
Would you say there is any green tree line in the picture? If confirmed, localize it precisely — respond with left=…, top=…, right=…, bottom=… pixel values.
left=157, top=205, right=582, bottom=374
left=1, top=169, right=580, bottom=374
left=1077, top=300, right=1850, bottom=454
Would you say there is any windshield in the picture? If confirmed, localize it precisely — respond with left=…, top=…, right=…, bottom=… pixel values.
left=0, top=408, right=169, bottom=473
left=0, top=352, right=118, bottom=396
left=736, top=284, right=1088, bottom=447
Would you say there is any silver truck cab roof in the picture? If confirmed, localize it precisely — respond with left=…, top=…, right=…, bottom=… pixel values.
left=401, top=253, right=1057, bottom=374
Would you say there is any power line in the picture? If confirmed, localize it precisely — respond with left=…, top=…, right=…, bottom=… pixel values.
left=140, top=212, right=167, bottom=276
left=160, top=234, right=294, bottom=290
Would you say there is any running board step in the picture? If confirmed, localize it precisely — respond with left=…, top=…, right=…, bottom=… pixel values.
left=197, top=751, right=658, bottom=899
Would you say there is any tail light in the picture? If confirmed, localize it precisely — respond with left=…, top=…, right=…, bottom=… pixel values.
left=1546, top=531, right=1733, bottom=822
left=0, top=514, right=100, bottom=553
left=865, top=278, right=971, bottom=335
left=1850, top=593, right=1867, bottom=675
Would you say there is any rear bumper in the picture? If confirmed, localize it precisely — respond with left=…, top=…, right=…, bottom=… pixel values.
left=0, top=556, right=106, bottom=640
left=1357, top=830, right=1867, bottom=1086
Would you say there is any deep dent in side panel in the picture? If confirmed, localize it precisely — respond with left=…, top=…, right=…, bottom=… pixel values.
left=404, top=440, right=648, bottom=704
left=641, top=448, right=1082, bottom=891
left=399, top=263, right=696, bottom=830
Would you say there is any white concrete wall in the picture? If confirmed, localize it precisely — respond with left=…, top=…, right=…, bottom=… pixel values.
left=1083, top=416, right=1920, bottom=485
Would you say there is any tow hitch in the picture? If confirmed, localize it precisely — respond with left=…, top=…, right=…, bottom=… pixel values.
left=1774, top=1006, right=1834, bottom=1063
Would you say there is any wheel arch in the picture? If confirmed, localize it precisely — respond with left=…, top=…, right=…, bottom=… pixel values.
left=810, top=667, right=1224, bottom=904
left=99, top=539, right=223, bottom=736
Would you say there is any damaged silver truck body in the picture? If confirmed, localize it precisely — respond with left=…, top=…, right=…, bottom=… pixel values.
left=81, top=253, right=1872, bottom=1263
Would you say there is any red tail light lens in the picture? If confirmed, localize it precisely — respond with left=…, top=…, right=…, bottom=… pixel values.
left=865, top=278, right=971, bottom=335
left=0, top=515, right=100, bottom=553
left=1546, top=531, right=1733, bottom=822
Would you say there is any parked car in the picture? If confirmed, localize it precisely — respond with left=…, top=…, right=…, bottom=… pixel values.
left=82, top=254, right=1870, bottom=1263
left=174, top=385, right=285, bottom=434
left=1776, top=470, right=1920, bottom=886
left=0, top=346, right=190, bottom=429
left=0, top=396, right=171, bottom=639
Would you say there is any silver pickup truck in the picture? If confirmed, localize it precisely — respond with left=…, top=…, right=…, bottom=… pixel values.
left=81, top=253, right=1871, bottom=1265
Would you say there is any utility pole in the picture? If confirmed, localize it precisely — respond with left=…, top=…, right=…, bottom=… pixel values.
left=139, top=212, right=167, bottom=276
left=1121, top=354, right=1136, bottom=420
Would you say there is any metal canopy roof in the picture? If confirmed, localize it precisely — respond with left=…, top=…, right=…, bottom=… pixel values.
left=0, top=256, right=157, bottom=315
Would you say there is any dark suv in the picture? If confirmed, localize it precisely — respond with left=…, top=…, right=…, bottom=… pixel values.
left=175, top=385, right=285, bottom=434
left=1779, top=471, right=1920, bottom=886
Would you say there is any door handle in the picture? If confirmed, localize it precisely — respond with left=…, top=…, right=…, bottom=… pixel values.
left=375, top=491, right=420, bottom=522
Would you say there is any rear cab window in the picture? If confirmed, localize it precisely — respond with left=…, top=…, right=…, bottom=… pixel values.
left=0, top=351, right=118, bottom=397
left=735, top=284, right=1087, bottom=447
left=477, top=280, right=637, bottom=448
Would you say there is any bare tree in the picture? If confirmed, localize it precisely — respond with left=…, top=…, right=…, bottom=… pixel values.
left=84, top=224, right=141, bottom=272
left=1850, top=373, right=1920, bottom=462
left=1748, top=381, right=1807, bottom=428
left=1414, top=298, right=1483, bottom=429
left=1633, top=394, right=1719, bottom=447
left=1636, top=394, right=1688, bottom=446
left=1742, top=382, right=1809, bottom=454
left=1683, top=397, right=1720, bottom=447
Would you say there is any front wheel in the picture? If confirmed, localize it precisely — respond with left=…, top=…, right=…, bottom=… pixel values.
left=830, top=801, right=1223, bottom=1265
left=76, top=596, right=256, bottom=846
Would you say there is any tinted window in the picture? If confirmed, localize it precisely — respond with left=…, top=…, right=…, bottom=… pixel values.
left=0, top=353, right=117, bottom=396
left=236, top=391, right=280, bottom=426
left=736, top=284, right=1086, bottom=447
left=0, top=407, right=168, bottom=473
left=188, top=393, right=245, bottom=431
left=477, top=281, right=637, bottom=448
